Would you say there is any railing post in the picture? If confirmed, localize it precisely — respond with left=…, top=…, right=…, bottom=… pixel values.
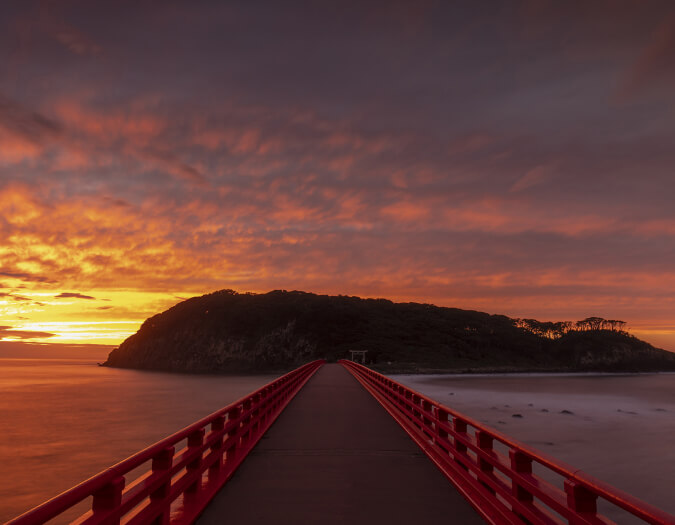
left=209, top=416, right=225, bottom=474
left=475, top=430, right=496, bottom=495
left=509, top=450, right=533, bottom=500
left=436, top=407, right=449, bottom=450
left=268, top=383, right=277, bottom=411
left=150, top=446, right=175, bottom=525
left=422, top=400, right=432, bottom=425
left=404, top=390, right=413, bottom=416
left=422, top=400, right=433, bottom=438
left=398, top=385, right=406, bottom=408
left=258, top=387, right=268, bottom=424
left=251, top=393, right=261, bottom=436
left=225, top=406, right=241, bottom=467
left=453, top=417, right=469, bottom=471
left=565, top=480, right=598, bottom=522
left=92, top=475, right=125, bottom=524
left=509, top=450, right=533, bottom=522
left=412, top=394, right=422, bottom=426
left=242, top=398, right=252, bottom=444
left=186, top=428, right=205, bottom=494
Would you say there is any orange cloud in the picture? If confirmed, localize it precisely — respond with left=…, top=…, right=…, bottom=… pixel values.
left=0, top=326, right=56, bottom=340
left=55, top=292, right=96, bottom=300
left=0, top=131, right=42, bottom=163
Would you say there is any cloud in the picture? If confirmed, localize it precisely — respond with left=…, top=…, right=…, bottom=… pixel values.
left=0, top=290, right=30, bottom=301
left=617, top=13, right=675, bottom=101
left=0, top=94, right=62, bottom=144
left=55, top=292, right=96, bottom=300
left=0, top=327, right=56, bottom=340
left=0, top=1, right=674, bottom=351
left=510, top=164, right=556, bottom=192
left=54, top=28, right=102, bottom=57
left=0, top=270, right=55, bottom=284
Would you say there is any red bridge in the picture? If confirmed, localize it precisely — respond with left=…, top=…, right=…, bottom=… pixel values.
left=6, top=361, right=674, bottom=525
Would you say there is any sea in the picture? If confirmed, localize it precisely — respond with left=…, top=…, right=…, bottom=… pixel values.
left=1, top=344, right=673, bottom=523
left=0, top=344, right=276, bottom=523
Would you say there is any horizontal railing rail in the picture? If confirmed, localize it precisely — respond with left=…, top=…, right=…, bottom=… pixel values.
left=8, top=360, right=325, bottom=525
left=340, top=360, right=674, bottom=525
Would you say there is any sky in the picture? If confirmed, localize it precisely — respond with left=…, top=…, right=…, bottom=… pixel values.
left=1, top=0, right=674, bottom=350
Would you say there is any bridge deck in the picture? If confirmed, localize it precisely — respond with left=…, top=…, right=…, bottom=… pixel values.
left=197, top=363, right=484, bottom=524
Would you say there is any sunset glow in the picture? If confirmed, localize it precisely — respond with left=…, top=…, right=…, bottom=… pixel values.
left=1, top=2, right=675, bottom=350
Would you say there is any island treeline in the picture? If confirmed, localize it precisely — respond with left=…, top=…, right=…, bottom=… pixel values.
left=103, top=290, right=675, bottom=374
left=515, top=317, right=628, bottom=339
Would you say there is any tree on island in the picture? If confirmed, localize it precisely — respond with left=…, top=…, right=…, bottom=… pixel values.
left=516, top=317, right=627, bottom=339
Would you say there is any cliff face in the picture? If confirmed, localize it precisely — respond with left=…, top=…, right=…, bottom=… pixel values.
left=107, top=319, right=316, bottom=373
left=103, top=290, right=675, bottom=373
left=551, top=331, right=675, bottom=371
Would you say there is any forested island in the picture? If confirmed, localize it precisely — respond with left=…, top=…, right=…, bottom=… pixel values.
left=103, top=290, right=675, bottom=374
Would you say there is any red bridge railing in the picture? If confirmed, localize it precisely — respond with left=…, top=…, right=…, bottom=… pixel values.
left=340, top=360, right=674, bottom=525
left=8, top=360, right=324, bottom=525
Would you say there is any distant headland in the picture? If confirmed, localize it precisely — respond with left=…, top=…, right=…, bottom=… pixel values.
left=103, top=290, right=675, bottom=374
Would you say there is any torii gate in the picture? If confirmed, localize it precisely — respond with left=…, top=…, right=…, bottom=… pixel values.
left=349, top=349, right=367, bottom=364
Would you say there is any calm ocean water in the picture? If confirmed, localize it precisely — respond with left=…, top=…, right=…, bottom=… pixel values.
left=0, top=345, right=275, bottom=523
left=1, top=345, right=673, bottom=523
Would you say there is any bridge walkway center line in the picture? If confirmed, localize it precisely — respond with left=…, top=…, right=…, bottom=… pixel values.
left=197, top=363, right=485, bottom=524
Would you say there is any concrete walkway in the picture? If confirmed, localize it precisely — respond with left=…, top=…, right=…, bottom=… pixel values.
left=197, top=363, right=484, bottom=524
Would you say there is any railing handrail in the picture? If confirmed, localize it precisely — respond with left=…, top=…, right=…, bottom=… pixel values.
left=340, top=359, right=675, bottom=525
left=7, top=360, right=325, bottom=525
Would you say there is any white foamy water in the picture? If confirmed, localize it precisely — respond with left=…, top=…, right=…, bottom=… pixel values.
left=395, top=373, right=675, bottom=523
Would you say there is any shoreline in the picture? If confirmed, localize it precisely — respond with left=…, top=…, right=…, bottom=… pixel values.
left=372, top=364, right=675, bottom=375
left=97, top=360, right=675, bottom=376
left=390, top=369, right=675, bottom=378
